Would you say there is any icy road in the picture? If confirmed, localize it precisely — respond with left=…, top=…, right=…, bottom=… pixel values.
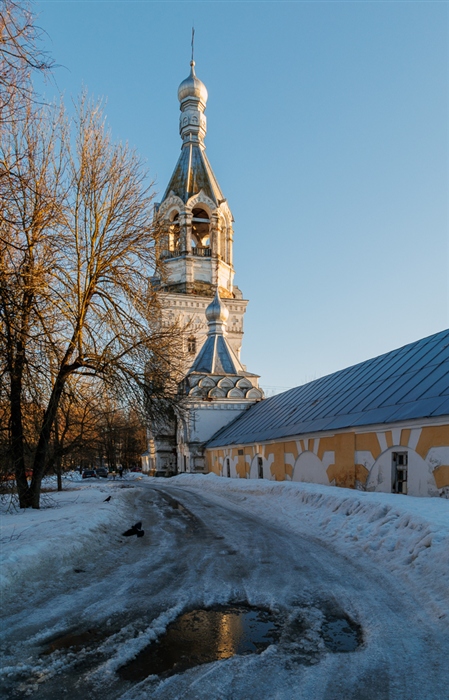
left=1, top=474, right=448, bottom=699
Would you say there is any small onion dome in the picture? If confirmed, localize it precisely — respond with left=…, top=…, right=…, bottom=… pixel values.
left=206, top=289, right=229, bottom=325
left=178, top=61, right=208, bottom=105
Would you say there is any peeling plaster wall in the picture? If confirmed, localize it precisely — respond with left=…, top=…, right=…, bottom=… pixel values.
left=205, top=420, right=449, bottom=497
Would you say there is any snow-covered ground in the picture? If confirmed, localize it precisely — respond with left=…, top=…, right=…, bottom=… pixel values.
left=177, top=474, right=449, bottom=619
left=4, top=473, right=446, bottom=620
left=1, top=472, right=145, bottom=600
left=1, top=473, right=448, bottom=699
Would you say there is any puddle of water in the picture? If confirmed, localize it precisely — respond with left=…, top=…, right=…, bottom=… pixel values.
left=158, top=492, right=196, bottom=520
left=321, top=616, right=361, bottom=653
left=172, top=502, right=186, bottom=512
left=42, top=629, right=103, bottom=655
left=118, top=605, right=279, bottom=681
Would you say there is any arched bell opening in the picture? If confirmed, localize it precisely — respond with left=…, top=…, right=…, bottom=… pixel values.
left=226, top=227, right=232, bottom=265
left=219, top=226, right=226, bottom=261
left=191, top=208, right=211, bottom=256
left=168, top=211, right=181, bottom=254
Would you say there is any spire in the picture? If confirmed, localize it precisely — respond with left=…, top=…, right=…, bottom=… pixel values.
left=161, top=60, right=224, bottom=204
left=189, top=290, right=245, bottom=375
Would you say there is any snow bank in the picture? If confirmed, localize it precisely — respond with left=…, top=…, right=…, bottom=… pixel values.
left=172, top=474, right=449, bottom=618
left=0, top=475, right=149, bottom=601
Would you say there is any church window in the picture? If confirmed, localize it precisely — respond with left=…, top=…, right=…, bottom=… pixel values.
left=226, top=458, right=230, bottom=478
left=258, top=457, right=263, bottom=479
left=187, top=336, right=197, bottom=354
left=392, top=452, right=408, bottom=494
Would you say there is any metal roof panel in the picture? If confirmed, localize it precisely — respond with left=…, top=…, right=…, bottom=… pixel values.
left=206, top=329, right=449, bottom=448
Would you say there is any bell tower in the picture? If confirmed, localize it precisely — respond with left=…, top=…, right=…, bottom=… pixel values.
left=142, top=59, right=264, bottom=477
left=152, top=60, right=247, bottom=361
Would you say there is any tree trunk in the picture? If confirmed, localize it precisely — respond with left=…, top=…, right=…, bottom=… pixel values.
left=53, top=416, right=63, bottom=492
left=10, top=350, right=29, bottom=508
left=28, top=369, right=69, bottom=508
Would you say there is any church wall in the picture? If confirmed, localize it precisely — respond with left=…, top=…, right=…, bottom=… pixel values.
left=205, top=419, right=449, bottom=497
left=160, top=293, right=247, bottom=359
left=188, top=402, right=254, bottom=444
left=164, top=256, right=212, bottom=286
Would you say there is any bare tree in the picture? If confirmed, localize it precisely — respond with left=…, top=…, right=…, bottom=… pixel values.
left=0, top=0, right=54, bottom=123
left=0, top=95, right=186, bottom=508
left=45, top=377, right=103, bottom=489
left=93, top=399, right=146, bottom=472
left=0, top=97, right=66, bottom=503
left=46, top=381, right=148, bottom=481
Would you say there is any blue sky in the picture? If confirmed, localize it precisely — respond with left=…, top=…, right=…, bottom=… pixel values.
left=35, top=0, right=448, bottom=393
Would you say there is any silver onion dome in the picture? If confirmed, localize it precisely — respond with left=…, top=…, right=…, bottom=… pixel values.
left=206, top=289, right=229, bottom=325
left=178, top=61, right=208, bottom=106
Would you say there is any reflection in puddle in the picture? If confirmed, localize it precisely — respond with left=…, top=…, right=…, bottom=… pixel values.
left=118, top=605, right=279, bottom=681
left=43, top=606, right=362, bottom=683
left=322, top=616, right=361, bottom=652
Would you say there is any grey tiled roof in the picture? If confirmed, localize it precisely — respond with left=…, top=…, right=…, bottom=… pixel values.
left=206, top=329, right=449, bottom=448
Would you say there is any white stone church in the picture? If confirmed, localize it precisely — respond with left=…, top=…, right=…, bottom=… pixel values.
left=141, top=60, right=264, bottom=476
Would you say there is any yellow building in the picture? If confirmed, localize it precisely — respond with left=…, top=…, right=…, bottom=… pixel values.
left=206, top=330, right=449, bottom=497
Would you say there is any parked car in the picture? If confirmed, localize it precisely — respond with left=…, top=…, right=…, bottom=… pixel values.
left=96, top=467, right=109, bottom=478
left=82, top=469, right=97, bottom=479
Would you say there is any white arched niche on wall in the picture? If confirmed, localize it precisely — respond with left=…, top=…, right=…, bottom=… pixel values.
left=292, top=451, right=330, bottom=485
left=366, top=446, right=439, bottom=497
left=249, top=454, right=266, bottom=479
left=221, top=456, right=238, bottom=478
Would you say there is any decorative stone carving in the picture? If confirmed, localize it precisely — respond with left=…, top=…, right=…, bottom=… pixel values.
left=186, top=190, right=217, bottom=215
left=158, top=193, right=185, bottom=218
left=199, top=376, right=216, bottom=388
left=190, top=386, right=207, bottom=397
left=218, top=377, right=235, bottom=389
left=227, top=388, right=245, bottom=398
left=209, top=387, right=227, bottom=398
left=246, top=388, right=263, bottom=399
left=237, top=378, right=253, bottom=390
